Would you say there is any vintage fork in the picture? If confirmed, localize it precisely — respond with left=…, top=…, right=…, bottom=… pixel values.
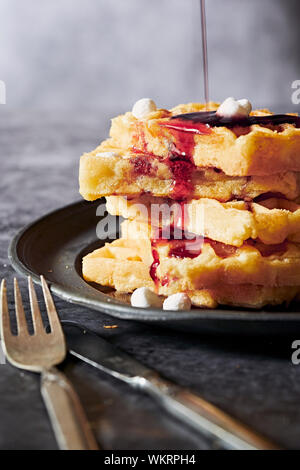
left=0, top=276, right=98, bottom=450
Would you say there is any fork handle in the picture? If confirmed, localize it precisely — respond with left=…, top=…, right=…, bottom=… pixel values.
left=41, top=368, right=99, bottom=450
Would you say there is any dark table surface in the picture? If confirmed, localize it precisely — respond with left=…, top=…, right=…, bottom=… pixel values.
left=1, top=108, right=300, bottom=450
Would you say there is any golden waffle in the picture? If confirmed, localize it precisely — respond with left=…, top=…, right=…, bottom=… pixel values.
left=121, top=220, right=300, bottom=287
left=82, top=238, right=153, bottom=292
left=107, top=195, right=300, bottom=246
left=82, top=238, right=300, bottom=309
left=188, top=285, right=300, bottom=309
left=79, top=149, right=300, bottom=202
left=107, top=102, right=300, bottom=176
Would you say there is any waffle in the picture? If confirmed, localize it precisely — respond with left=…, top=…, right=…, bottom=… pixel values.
left=82, top=238, right=153, bottom=292
left=107, top=102, right=300, bottom=176
left=82, top=238, right=300, bottom=309
left=120, top=219, right=300, bottom=287
left=79, top=149, right=300, bottom=202
left=107, top=195, right=300, bottom=246
left=188, top=285, right=300, bottom=309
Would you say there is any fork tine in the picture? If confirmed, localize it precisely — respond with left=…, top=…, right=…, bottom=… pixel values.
left=0, top=279, right=12, bottom=339
left=41, top=276, right=63, bottom=335
left=14, top=279, right=28, bottom=336
left=28, top=276, right=45, bottom=334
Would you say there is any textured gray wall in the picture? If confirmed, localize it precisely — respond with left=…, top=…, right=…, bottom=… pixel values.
left=1, top=0, right=299, bottom=113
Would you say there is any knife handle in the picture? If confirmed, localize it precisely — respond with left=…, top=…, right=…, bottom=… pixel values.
left=41, top=367, right=99, bottom=450
left=139, top=375, right=279, bottom=450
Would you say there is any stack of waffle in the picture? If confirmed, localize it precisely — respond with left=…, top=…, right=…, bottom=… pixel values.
left=80, top=99, right=300, bottom=309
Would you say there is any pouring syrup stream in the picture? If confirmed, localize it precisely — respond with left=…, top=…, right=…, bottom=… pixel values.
left=200, top=0, right=209, bottom=109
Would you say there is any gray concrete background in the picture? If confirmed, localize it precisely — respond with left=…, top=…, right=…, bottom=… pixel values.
left=0, top=0, right=299, bottom=113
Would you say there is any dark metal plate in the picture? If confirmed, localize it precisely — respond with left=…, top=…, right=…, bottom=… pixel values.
left=8, top=199, right=300, bottom=336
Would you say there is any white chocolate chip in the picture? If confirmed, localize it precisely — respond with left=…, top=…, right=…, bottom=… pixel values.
left=216, top=97, right=252, bottom=119
left=95, top=151, right=120, bottom=158
left=132, top=98, right=157, bottom=119
left=163, top=293, right=192, bottom=311
left=131, top=287, right=163, bottom=308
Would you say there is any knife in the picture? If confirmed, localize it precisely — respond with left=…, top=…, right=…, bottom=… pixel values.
left=62, top=321, right=279, bottom=450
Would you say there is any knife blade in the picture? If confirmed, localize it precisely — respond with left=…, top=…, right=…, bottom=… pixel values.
left=62, top=321, right=279, bottom=450
left=63, top=321, right=152, bottom=382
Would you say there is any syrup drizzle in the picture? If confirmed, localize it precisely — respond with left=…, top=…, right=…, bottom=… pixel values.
left=152, top=226, right=204, bottom=259
left=200, top=0, right=209, bottom=108
left=149, top=226, right=288, bottom=284
left=159, top=120, right=211, bottom=200
left=150, top=227, right=204, bottom=285
left=129, top=152, right=196, bottom=200
left=160, top=118, right=211, bottom=137
left=149, top=248, right=160, bottom=287
left=167, top=157, right=196, bottom=200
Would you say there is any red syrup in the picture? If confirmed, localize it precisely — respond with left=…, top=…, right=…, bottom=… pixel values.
left=168, top=237, right=204, bottom=259
left=253, top=192, right=286, bottom=203
left=207, top=238, right=288, bottom=258
left=149, top=226, right=288, bottom=285
left=208, top=239, right=288, bottom=258
left=132, top=118, right=211, bottom=199
left=160, top=118, right=212, bottom=156
left=246, top=240, right=287, bottom=257
left=130, top=151, right=197, bottom=200
left=129, top=150, right=196, bottom=200
left=149, top=226, right=204, bottom=285
left=131, top=156, right=153, bottom=176
left=157, top=119, right=211, bottom=200
left=149, top=248, right=160, bottom=287
left=161, top=275, right=171, bottom=287
left=205, top=239, right=238, bottom=258
left=167, top=157, right=196, bottom=200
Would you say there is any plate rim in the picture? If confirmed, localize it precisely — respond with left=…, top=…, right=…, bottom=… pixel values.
left=8, top=199, right=300, bottom=324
